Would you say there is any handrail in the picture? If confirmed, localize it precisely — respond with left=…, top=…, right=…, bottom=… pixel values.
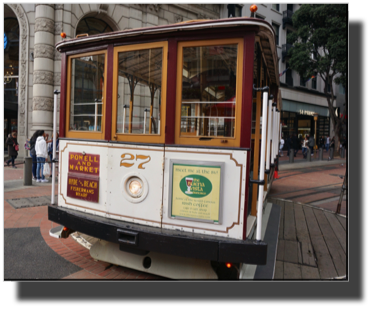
left=76, top=33, right=89, bottom=38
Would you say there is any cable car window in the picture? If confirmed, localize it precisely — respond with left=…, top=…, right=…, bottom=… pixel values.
left=67, top=52, right=106, bottom=137
left=116, top=48, right=162, bottom=135
left=181, top=44, right=238, bottom=138
left=112, top=42, right=167, bottom=143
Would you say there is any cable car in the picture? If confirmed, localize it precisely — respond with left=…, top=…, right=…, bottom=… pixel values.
left=48, top=16, right=282, bottom=279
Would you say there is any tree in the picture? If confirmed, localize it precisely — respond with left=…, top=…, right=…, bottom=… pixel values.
left=287, top=4, right=347, bottom=154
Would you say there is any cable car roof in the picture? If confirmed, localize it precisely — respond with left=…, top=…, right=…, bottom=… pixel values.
left=56, top=17, right=279, bottom=86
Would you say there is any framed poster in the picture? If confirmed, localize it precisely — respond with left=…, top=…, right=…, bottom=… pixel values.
left=169, top=160, right=224, bottom=224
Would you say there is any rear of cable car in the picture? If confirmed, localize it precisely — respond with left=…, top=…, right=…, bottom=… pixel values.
left=48, top=17, right=282, bottom=279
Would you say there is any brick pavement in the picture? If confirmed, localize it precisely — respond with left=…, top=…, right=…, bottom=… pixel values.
left=4, top=180, right=162, bottom=280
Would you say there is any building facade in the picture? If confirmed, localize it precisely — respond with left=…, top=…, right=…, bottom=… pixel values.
left=221, top=3, right=339, bottom=144
left=4, top=3, right=221, bottom=157
left=4, top=3, right=343, bottom=157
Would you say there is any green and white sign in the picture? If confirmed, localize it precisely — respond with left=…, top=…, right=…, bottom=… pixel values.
left=171, top=163, right=222, bottom=223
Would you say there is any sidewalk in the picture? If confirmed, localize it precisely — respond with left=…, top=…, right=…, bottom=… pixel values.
left=278, top=150, right=346, bottom=170
left=4, top=166, right=162, bottom=280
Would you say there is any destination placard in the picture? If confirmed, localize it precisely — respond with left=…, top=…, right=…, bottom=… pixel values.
left=171, top=163, right=221, bottom=223
left=68, top=152, right=100, bottom=176
left=67, top=174, right=99, bottom=203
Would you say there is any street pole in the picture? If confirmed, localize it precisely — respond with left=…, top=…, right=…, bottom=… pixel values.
left=51, top=90, right=60, bottom=205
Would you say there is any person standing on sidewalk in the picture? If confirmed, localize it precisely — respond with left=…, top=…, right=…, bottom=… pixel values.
left=325, top=136, right=330, bottom=152
left=328, top=137, right=335, bottom=160
left=292, top=133, right=299, bottom=157
left=5, top=132, right=19, bottom=168
left=29, top=130, right=43, bottom=180
left=286, top=135, right=293, bottom=156
left=279, top=137, right=284, bottom=156
left=302, top=135, right=309, bottom=158
left=35, top=132, right=49, bottom=183
left=47, top=132, right=59, bottom=177
left=308, top=135, right=315, bottom=156
left=319, top=136, right=325, bottom=150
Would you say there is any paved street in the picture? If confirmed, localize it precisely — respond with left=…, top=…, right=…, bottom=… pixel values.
left=4, top=154, right=346, bottom=280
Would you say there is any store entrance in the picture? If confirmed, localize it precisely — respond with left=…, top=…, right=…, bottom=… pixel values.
left=297, top=118, right=311, bottom=139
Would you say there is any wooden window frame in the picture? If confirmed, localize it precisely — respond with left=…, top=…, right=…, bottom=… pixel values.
left=112, top=41, right=168, bottom=144
left=66, top=50, right=108, bottom=140
left=175, top=38, right=244, bottom=148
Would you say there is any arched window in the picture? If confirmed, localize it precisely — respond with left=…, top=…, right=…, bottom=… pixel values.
left=4, top=16, right=20, bottom=139
left=76, top=17, right=113, bottom=36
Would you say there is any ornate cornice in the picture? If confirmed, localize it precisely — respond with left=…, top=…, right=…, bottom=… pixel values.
left=55, top=22, right=63, bottom=35
left=34, top=44, right=55, bottom=59
left=33, top=97, right=54, bottom=111
left=174, top=14, right=183, bottom=23
left=54, top=73, right=61, bottom=86
left=36, top=4, right=55, bottom=9
left=148, top=4, right=160, bottom=12
left=33, top=71, right=54, bottom=85
left=35, top=17, right=55, bottom=34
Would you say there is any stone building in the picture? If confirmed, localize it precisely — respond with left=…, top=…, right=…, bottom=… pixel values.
left=4, top=3, right=222, bottom=157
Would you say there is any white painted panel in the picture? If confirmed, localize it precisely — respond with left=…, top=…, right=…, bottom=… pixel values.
left=58, top=140, right=164, bottom=228
left=105, top=143, right=164, bottom=228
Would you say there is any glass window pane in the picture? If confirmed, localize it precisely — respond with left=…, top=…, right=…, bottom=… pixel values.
left=69, top=54, right=105, bottom=131
left=117, top=48, right=162, bottom=135
left=181, top=44, right=238, bottom=138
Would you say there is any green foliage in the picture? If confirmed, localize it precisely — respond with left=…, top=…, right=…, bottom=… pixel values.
left=287, top=4, right=347, bottom=86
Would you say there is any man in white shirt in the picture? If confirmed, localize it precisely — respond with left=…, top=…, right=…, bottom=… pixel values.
left=35, top=132, right=49, bottom=182
left=279, top=137, right=284, bottom=156
left=325, top=136, right=330, bottom=152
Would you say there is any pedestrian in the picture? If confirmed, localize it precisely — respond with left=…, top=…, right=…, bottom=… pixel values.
left=319, top=136, right=325, bottom=150
left=325, top=136, right=330, bottom=152
left=308, top=135, right=315, bottom=156
left=35, top=131, right=49, bottom=183
left=302, top=135, right=309, bottom=158
left=286, top=135, right=293, bottom=156
left=29, top=130, right=43, bottom=180
left=328, top=137, right=335, bottom=160
left=292, top=133, right=299, bottom=157
left=5, top=132, right=19, bottom=168
left=279, top=137, right=284, bottom=156
left=47, top=132, right=59, bottom=177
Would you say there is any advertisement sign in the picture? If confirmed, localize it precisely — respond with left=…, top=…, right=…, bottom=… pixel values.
left=67, top=174, right=99, bottom=202
left=170, top=162, right=223, bottom=223
left=68, top=152, right=100, bottom=176
left=67, top=152, right=100, bottom=203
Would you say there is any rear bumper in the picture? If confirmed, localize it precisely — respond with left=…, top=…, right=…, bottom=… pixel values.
left=48, top=205, right=268, bottom=265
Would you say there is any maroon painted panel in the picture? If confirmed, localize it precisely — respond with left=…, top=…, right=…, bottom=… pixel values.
left=68, top=152, right=100, bottom=176
left=165, top=39, right=178, bottom=144
left=243, top=150, right=251, bottom=240
left=67, top=174, right=99, bottom=203
left=240, top=34, right=255, bottom=149
left=105, top=44, right=114, bottom=141
left=59, top=52, right=67, bottom=137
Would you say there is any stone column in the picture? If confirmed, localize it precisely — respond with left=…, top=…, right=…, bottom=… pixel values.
left=32, top=4, right=55, bottom=135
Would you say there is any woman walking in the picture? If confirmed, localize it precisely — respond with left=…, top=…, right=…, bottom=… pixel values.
left=5, top=132, right=19, bottom=168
